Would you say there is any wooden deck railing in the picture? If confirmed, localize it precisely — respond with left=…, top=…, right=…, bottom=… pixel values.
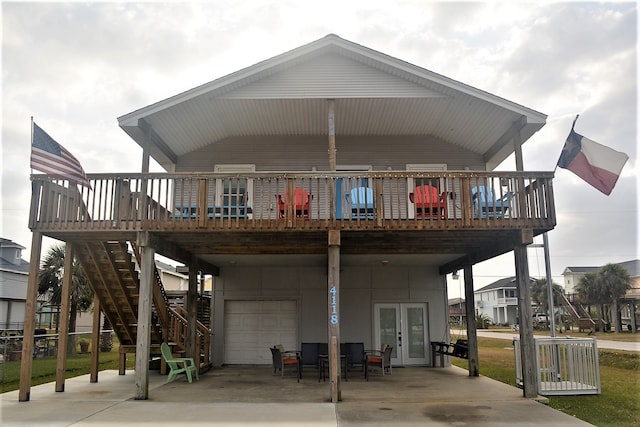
left=29, top=171, right=555, bottom=232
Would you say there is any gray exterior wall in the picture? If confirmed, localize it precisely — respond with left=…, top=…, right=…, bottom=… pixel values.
left=0, top=270, right=28, bottom=329
left=176, top=135, right=487, bottom=172
left=211, top=264, right=448, bottom=366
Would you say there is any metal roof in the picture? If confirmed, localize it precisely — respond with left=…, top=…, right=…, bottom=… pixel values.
left=476, top=276, right=537, bottom=292
left=563, top=260, right=640, bottom=278
left=118, top=34, right=547, bottom=171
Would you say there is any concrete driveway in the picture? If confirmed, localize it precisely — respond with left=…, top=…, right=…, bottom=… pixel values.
left=1, top=365, right=593, bottom=426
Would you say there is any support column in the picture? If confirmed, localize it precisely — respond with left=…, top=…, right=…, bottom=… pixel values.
left=139, top=120, right=151, bottom=222
left=463, top=265, right=479, bottom=376
left=328, top=99, right=336, bottom=171
left=18, top=232, right=42, bottom=401
left=327, top=230, right=341, bottom=402
left=515, top=245, right=538, bottom=397
left=513, top=123, right=524, bottom=172
left=135, top=232, right=154, bottom=400
left=212, top=276, right=224, bottom=367
left=187, top=269, right=198, bottom=361
left=55, top=244, right=74, bottom=392
left=90, top=295, right=101, bottom=383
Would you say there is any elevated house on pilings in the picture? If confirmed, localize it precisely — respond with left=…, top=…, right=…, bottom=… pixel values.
left=21, top=34, right=554, bottom=402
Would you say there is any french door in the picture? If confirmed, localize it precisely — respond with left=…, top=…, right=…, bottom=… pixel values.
left=374, top=303, right=429, bottom=366
left=214, top=164, right=255, bottom=214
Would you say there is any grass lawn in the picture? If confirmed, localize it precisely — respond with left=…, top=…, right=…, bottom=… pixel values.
left=452, top=337, right=640, bottom=427
left=0, top=344, right=135, bottom=394
left=485, top=327, right=640, bottom=342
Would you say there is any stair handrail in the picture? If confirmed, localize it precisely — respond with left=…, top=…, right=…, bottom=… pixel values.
left=167, top=306, right=210, bottom=367
left=557, top=291, right=596, bottom=331
left=130, top=241, right=170, bottom=338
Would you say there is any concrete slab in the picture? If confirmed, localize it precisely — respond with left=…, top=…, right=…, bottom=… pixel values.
left=1, top=366, right=593, bottom=426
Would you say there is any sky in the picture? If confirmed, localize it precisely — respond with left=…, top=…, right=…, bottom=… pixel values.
left=1, top=1, right=637, bottom=298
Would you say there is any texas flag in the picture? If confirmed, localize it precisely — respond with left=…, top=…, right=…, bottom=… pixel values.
left=557, top=120, right=628, bottom=196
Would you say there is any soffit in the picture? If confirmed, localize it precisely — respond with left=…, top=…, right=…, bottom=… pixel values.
left=118, top=34, right=546, bottom=171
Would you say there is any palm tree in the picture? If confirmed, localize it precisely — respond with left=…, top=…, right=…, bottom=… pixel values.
left=530, top=278, right=564, bottom=326
left=38, top=244, right=94, bottom=353
left=598, top=263, right=631, bottom=332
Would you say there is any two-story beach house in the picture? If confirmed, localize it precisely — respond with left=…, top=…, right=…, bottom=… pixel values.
left=0, top=238, right=30, bottom=331
left=475, top=277, right=525, bottom=326
left=21, top=34, right=555, bottom=401
left=562, top=260, right=640, bottom=331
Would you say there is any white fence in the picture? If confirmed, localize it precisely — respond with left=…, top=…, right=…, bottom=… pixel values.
left=513, top=337, right=601, bottom=395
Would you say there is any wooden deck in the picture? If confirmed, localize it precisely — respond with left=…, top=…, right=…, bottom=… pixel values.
left=29, top=171, right=556, bottom=268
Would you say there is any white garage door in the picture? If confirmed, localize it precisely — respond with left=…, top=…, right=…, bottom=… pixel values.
left=224, top=300, right=297, bottom=364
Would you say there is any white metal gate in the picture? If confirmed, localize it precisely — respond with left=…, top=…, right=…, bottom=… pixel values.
left=513, top=337, right=601, bottom=395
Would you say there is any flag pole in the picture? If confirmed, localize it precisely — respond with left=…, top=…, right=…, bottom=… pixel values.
left=543, top=232, right=557, bottom=337
left=30, top=116, right=34, bottom=175
left=554, top=114, right=581, bottom=173
left=571, top=114, right=579, bottom=130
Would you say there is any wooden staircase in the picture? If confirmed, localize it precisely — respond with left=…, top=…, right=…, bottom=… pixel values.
left=75, top=241, right=158, bottom=346
left=558, top=291, right=598, bottom=332
left=74, top=240, right=210, bottom=370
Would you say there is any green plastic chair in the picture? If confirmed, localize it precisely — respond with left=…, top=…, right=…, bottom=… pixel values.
left=161, top=342, right=199, bottom=383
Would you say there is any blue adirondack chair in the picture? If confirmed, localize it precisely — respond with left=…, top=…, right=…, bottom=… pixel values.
left=472, top=186, right=512, bottom=218
left=347, top=186, right=375, bottom=219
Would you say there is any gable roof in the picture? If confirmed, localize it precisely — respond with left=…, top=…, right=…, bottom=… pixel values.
left=0, top=256, right=30, bottom=274
left=563, top=260, right=640, bottom=278
left=476, top=276, right=537, bottom=292
left=476, top=277, right=518, bottom=292
left=562, top=266, right=600, bottom=275
left=118, top=34, right=546, bottom=171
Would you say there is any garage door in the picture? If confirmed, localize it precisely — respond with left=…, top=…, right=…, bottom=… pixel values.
left=224, top=300, right=297, bottom=364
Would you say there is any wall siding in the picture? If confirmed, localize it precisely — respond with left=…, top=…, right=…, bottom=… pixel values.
left=176, top=135, right=486, bottom=172
left=213, top=264, right=446, bottom=366
left=224, top=52, right=443, bottom=100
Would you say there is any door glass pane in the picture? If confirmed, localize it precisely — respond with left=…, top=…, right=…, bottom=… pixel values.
left=406, top=307, right=425, bottom=358
left=223, top=178, right=246, bottom=206
left=379, top=307, right=397, bottom=357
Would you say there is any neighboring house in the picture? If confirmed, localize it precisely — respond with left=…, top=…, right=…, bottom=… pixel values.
left=562, top=260, right=640, bottom=297
left=562, top=266, right=597, bottom=295
left=155, top=260, right=189, bottom=291
left=562, top=259, right=640, bottom=330
left=448, top=298, right=466, bottom=325
left=475, top=277, right=535, bottom=325
left=0, top=238, right=29, bottom=331
left=24, top=34, right=555, bottom=400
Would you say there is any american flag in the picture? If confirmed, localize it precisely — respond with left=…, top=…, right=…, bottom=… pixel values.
left=30, top=123, right=91, bottom=187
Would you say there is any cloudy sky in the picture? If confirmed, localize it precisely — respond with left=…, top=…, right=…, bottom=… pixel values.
left=2, top=1, right=637, bottom=296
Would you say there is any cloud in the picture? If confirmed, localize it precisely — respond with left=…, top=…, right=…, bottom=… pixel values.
left=2, top=1, right=637, bottom=292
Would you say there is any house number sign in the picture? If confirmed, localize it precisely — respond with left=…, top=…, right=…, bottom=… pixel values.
left=329, top=285, right=338, bottom=324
